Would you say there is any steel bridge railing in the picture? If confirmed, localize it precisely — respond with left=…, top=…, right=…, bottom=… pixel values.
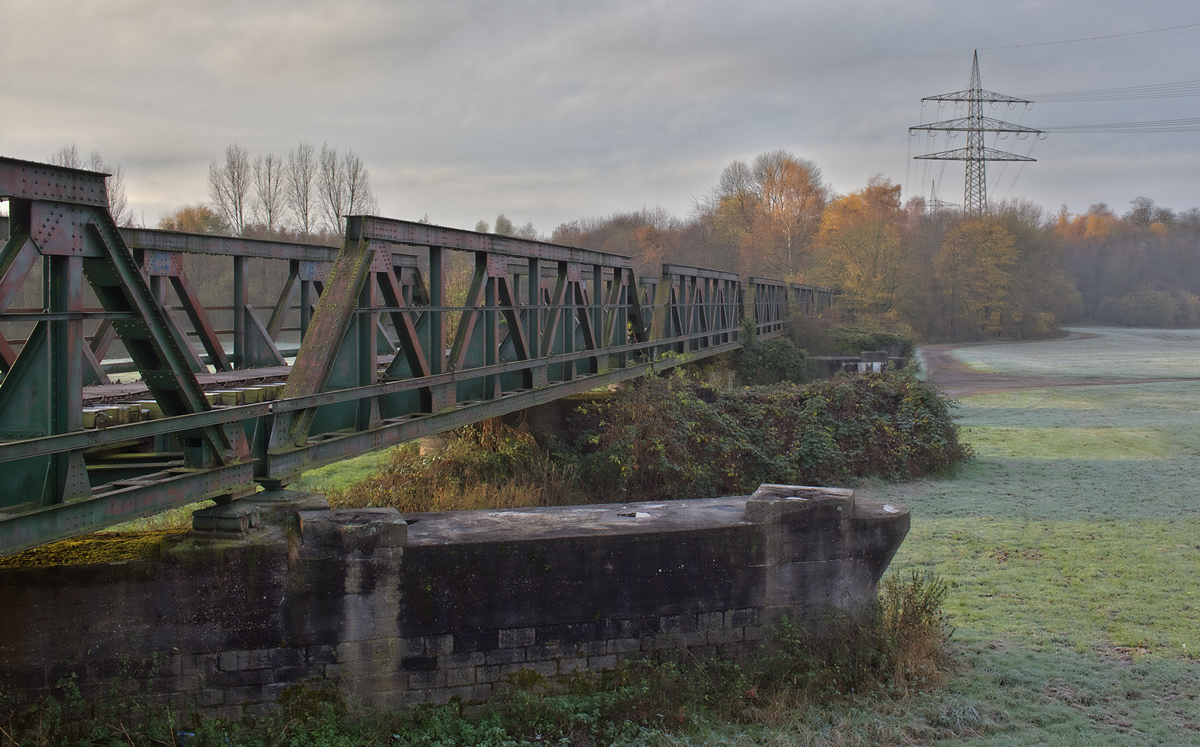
left=0, top=156, right=831, bottom=555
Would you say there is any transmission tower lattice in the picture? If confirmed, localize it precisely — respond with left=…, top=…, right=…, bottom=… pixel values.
left=910, top=51, right=1043, bottom=215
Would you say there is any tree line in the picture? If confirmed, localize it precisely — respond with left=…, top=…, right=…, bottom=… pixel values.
left=186, top=142, right=378, bottom=242
left=40, top=144, right=1200, bottom=339
left=550, top=150, right=1200, bottom=340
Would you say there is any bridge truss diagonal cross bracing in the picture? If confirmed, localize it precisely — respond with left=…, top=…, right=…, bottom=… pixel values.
left=0, top=156, right=832, bottom=556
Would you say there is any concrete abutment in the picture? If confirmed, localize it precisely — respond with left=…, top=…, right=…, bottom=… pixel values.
left=0, top=486, right=908, bottom=717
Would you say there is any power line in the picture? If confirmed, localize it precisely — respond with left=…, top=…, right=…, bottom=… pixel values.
left=1044, top=118, right=1200, bottom=133
left=1024, top=79, right=1200, bottom=102
left=981, top=22, right=1197, bottom=50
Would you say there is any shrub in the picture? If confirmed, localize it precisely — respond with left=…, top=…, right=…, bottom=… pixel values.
left=737, top=319, right=816, bottom=385
left=573, top=369, right=972, bottom=501
left=327, top=368, right=971, bottom=511
left=1094, top=284, right=1200, bottom=327
left=833, top=326, right=916, bottom=358
left=755, top=570, right=954, bottom=701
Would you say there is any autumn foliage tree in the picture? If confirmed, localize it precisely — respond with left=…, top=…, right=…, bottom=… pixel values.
left=814, top=176, right=907, bottom=322
left=748, top=150, right=829, bottom=279
left=157, top=204, right=229, bottom=235
left=694, top=151, right=829, bottom=280
left=932, top=218, right=1018, bottom=337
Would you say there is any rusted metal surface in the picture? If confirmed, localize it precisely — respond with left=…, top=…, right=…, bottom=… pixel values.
left=0, top=156, right=833, bottom=556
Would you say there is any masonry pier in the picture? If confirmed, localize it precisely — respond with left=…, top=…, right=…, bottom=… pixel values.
left=0, top=486, right=907, bottom=717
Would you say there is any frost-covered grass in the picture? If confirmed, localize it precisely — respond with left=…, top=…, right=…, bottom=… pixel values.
left=949, top=326, right=1200, bottom=379
left=853, top=328, right=1200, bottom=744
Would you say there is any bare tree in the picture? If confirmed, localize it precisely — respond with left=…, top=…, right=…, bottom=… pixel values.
left=252, top=153, right=286, bottom=235
left=207, top=144, right=251, bottom=235
left=284, top=143, right=318, bottom=238
left=751, top=149, right=829, bottom=277
left=318, top=144, right=348, bottom=234
left=318, top=144, right=377, bottom=235
left=717, top=159, right=756, bottom=230
left=49, top=144, right=134, bottom=226
left=343, top=149, right=377, bottom=218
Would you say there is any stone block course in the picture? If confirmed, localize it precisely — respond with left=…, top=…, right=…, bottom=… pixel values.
left=453, top=630, right=498, bottom=653
left=729, top=608, right=760, bottom=627
left=445, top=667, right=476, bottom=687
left=658, top=613, right=698, bottom=633
left=307, top=644, right=337, bottom=664
left=535, top=622, right=596, bottom=644
left=557, top=656, right=589, bottom=674
left=708, top=627, right=745, bottom=644
left=475, top=664, right=501, bottom=683
left=440, top=651, right=487, bottom=668
left=499, top=627, right=536, bottom=648
left=484, top=648, right=526, bottom=666
left=606, top=637, right=642, bottom=654
left=587, top=654, right=617, bottom=671
left=618, top=617, right=659, bottom=637
left=400, top=656, right=438, bottom=671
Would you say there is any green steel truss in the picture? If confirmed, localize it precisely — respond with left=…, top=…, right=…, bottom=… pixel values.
left=0, top=157, right=832, bottom=556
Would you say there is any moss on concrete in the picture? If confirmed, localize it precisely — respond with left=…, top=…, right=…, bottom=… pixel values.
left=0, top=531, right=176, bottom=568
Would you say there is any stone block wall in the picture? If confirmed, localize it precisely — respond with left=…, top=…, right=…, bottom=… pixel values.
left=0, top=487, right=908, bottom=718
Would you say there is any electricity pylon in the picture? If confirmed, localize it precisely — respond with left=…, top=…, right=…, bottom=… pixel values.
left=910, top=51, right=1043, bottom=215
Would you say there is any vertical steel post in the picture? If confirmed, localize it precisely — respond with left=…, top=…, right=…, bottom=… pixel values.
left=527, top=256, right=543, bottom=386
left=48, top=254, right=88, bottom=503
left=357, top=267, right=379, bottom=429
left=592, top=264, right=604, bottom=373
left=233, top=255, right=247, bottom=368
left=484, top=255, right=498, bottom=398
left=428, top=247, right=444, bottom=376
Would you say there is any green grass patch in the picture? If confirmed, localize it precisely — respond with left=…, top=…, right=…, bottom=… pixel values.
left=965, top=426, right=1168, bottom=459
left=292, top=447, right=398, bottom=495
left=895, top=518, right=1200, bottom=655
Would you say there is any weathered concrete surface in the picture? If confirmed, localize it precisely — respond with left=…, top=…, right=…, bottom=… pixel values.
left=0, top=486, right=908, bottom=717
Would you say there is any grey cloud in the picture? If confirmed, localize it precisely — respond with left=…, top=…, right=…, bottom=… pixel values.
left=2, top=0, right=1198, bottom=231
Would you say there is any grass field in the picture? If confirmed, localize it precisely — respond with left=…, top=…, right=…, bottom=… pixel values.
left=949, top=326, right=1200, bottom=380
left=853, top=327, right=1200, bottom=745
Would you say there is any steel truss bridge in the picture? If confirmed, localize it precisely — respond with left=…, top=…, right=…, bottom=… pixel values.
left=0, top=157, right=831, bottom=556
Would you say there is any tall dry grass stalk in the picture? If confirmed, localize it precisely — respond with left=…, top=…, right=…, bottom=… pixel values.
left=325, top=418, right=579, bottom=513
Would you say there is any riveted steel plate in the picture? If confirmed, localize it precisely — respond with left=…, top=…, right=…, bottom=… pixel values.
left=142, top=249, right=182, bottom=276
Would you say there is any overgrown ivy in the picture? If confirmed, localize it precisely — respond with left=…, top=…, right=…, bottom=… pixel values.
left=736, top=319, right=815, bottom=385
left=571, top=368, right=972, bottom=502
left=322, top=368, right=970, bottom=513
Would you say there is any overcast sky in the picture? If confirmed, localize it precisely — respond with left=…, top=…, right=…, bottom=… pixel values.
left=2, top=1, right=1197, bottom=234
